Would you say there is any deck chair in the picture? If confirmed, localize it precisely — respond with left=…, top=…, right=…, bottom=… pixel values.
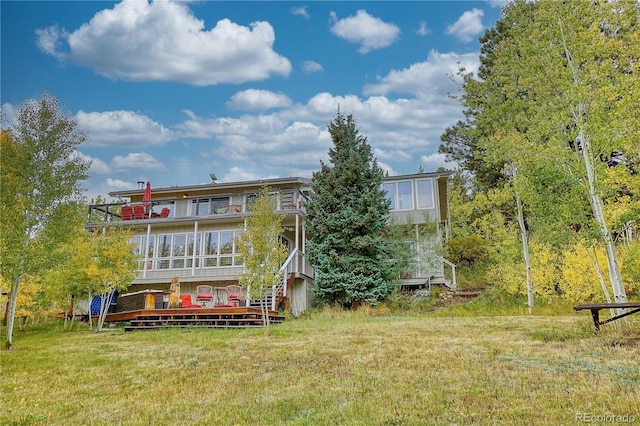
left=133, top=205, right=146, bottom=219
left=226, top=285, right=244, bottom=307
left=121, top=205, right=133, bottom=220
left=159, top=207, right=170, bottom=218
left=179, top=295, right=202, bottom=309
left=195, top=285, right=214, bottom=307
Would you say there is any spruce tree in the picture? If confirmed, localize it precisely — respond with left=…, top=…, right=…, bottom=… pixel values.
left=306, top=111, right=396, bottom=308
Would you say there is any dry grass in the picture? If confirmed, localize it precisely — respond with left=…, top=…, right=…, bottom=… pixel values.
left=1, top=309, right=639, bottom=425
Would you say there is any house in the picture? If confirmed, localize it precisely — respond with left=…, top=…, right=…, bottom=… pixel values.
left=382, top=171, right=456, bottom=289
left=85, top=171, right=454, bottom=319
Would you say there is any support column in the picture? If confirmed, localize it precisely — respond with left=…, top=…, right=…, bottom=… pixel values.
left=143, top=223, right=151, bottom=279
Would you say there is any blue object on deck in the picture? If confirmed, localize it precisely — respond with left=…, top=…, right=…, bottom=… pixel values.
left=90, top=291, right=118, bottom=315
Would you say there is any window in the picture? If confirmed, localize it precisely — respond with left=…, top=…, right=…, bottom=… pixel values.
left=416, top=179, right=434, bottom=209
left=383, top=183, right=397, bottom=210
left=192, top=198, right=210, bottom=216
left=157, top=234, right=172, bottom=269
left=186, top=233, right=200, bottom=268
left=192, top=197, right=231, bottom=215
left=172, top=234, right=186, bottom=268
left=202, top=230, right=241, bottom=267
left=383, top=181, right=414, bottom=211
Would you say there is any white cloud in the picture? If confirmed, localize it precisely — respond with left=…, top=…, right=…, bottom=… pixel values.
left=76, top=151, right=111, bottom=174
left=445, top=8, right=485, bottom=43
left=111, top=152, right=165, bottom=171
left=77, top=110, right=175, bottom=148
left=37, top=0, right=291, bottom=85
left=227, top=89, right=292, bottom=111
left=420, top=152, right=450, bottom=171
left=363, top=50, right=480, bottom=99
left=35, top=26, right=67, bottom=58
left=301, top=60, right=323, bottom=73
left=417, top=21, right=430, bottom=36
left=330, top=10, right=400, bottom=54
left=105, top=178, right=133, bottom=190
left=291, top=6, right=310, bottom=19
left=374, top=148, right=412, bottom=162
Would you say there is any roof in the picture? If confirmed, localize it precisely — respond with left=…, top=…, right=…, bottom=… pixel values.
left=109, top=171, right=453, bottom=198
left=109, top=176, right=312, bottom=198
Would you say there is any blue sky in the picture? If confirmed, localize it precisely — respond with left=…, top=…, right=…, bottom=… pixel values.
left=2, top=1, right=504, bottom=201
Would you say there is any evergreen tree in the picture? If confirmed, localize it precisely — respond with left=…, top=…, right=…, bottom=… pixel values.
left=306, top=111, right=396, bottom=308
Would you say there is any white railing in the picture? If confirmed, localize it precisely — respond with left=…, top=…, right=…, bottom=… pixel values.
left=440, top=256, right=457, bottom=290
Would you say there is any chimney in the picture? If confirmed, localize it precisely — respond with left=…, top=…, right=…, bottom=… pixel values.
left=137, top=181, right=144, bottom=190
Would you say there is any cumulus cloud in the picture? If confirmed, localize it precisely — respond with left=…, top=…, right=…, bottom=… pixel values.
left=330, top=10, right=400, bottom=54
left=301, top=60, right=323, bottom=73
left=363, top=50, right=480, bottom=99
left=420, top=153, right=450, bottom=171
left=111, top=152, right=165, bottom=171
left=105, top=178, right=134, bottom=189
left=36, top=0, right=291, bottom=85
left=227, top=89, right=292, bottom=111
left=445, top=8, right=485, bottom=42
left=76, top=151, right=111, bottom=175
left=77, top=110, right=175, bottom=148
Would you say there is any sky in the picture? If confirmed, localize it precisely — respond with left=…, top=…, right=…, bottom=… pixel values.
left=2, top=0, right=505, bottom=201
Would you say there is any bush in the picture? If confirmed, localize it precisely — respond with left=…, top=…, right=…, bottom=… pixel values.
left=446, top=235, right=489, bottom=266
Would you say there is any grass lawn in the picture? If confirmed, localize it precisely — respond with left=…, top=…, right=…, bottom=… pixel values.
left=1, top=308, right=639, bottom=425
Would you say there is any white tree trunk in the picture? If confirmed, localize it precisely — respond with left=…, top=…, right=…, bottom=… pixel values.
left=576, top=120, right=627, bottom=310
left=5, top=276, right=20, bottom=349
left=559, top=27, right=628, bottom=313
left=516, top=193, right=534, bottom=314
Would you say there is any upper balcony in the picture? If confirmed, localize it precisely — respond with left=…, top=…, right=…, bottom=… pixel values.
left=86, top=177, right=312, bottom=227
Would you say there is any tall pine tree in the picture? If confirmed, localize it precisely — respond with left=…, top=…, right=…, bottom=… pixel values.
left=306, top=111, right=396, bottom=308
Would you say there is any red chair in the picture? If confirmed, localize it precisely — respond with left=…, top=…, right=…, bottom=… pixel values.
left=226, top=285, right=244, bottom=307
left=121, top=205, right=133, bottom=220
left=159, top=207, right=170, bottom=218
left=133, top=205, right=146, bottom=219
left=195, top=285, right=213, bottom=307
left=179, top=295, right=202, bottom=309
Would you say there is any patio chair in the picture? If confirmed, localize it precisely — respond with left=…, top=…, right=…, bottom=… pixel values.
left=179, top=295, right=202, bottom=309
left=133, top=205, right=146, bottom=220
left=121, top=205, right=133, bottom=220
left=159, top=207, right=170, bottom=218
left=195, top=285, right=214, bottom=307
left=226, top=285, right=244, bottom=307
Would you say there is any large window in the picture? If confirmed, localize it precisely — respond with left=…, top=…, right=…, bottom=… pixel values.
left=191, top=197, right=230, bottom=216
left=134, top=229, right=243, bottom=271
left=383, top=181, right=414, bottom=211
left=383, top=179, right=435, bottom=211
left=416, top=179, right=434, bottom=209
left=202, top=230, right=242, bottom=267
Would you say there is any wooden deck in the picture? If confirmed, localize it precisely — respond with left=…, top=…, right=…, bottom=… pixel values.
left=99, top=307, right=285, bottom=331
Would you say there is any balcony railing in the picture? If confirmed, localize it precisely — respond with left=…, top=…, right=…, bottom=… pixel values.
left=87, top=189, right=310, bottom=224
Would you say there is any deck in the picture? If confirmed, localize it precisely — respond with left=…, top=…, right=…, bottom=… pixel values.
left=98, top=307, right=285, bottom=331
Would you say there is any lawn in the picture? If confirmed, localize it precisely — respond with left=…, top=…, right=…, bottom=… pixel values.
left=1, top=308, right=639, bottom=425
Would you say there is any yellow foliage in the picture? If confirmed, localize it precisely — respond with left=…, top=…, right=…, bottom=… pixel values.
left=560, top=244, right=609, bottom=303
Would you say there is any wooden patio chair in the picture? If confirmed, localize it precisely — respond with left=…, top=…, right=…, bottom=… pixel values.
left=121, top=205, right=133, bottom=220
left=133, top=205, right=146, bottom=220
left=195, top=285, right=214, bottom=307
left=226, top=285, right=244, bottom=307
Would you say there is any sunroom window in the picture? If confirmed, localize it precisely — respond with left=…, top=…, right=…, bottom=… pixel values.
left=416, top=179, right=434, bottom=209
left=383, top=181, right=414, bottom=211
